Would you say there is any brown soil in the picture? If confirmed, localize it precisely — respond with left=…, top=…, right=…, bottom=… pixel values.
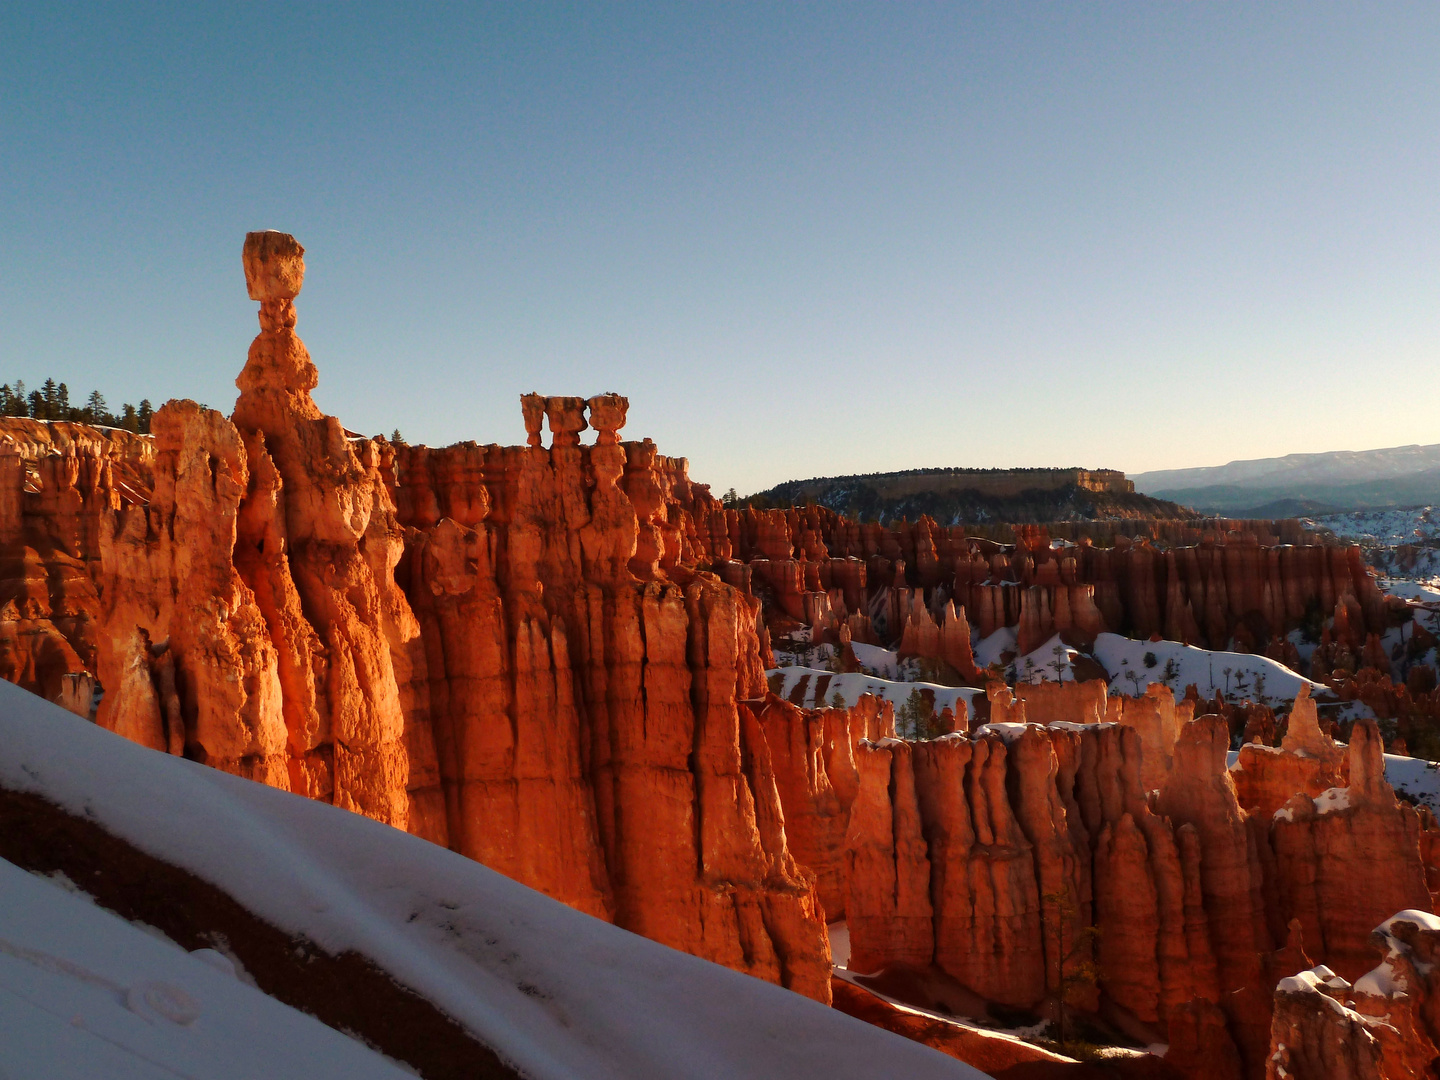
left=0, top=784, right=523, bottom=1080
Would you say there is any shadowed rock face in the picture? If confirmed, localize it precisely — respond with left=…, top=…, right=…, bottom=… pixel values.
left=755, top=697, right=1438, bottom=1080
left=0, top=232, right=833, bottom=1003
left=1266, top=912, right=1440, bottom=1080
left=677, top=504, right=1393, bottom=662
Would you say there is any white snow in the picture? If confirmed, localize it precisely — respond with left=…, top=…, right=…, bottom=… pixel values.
left=0, top=857, right=415, bottom=1080
left=849, top=642, right=902, bottom=678
left=1008, top=635, right=1084, bottom=685
left=0, top=680, right=983, bottom=1080
left=1375, top=909, right=1440, bottom=935
left=766, top=666, right=985, bottom=719
left=973, top=627, right=1018, bottom=671
left=1235, top=750, right=1440, bottom=814
left=1353, top=959, right=1405, bottom=999
left=1384, top=754, right=1440, bottom=814
left=1378, top=578, right=1440, bottom=604
left=1092, top=633, right=1322, bottom=705
left=1314, top=787, right=1352, bottom=815
left=971, top=723, right=1029, bottom=745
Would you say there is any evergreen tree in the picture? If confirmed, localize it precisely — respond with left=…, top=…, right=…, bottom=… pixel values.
left=137, top=399, right=153, bottom=434
left=40, top=379, right=58, bottom=419
left=84, top=391, right=108, bottom=424
left=56, top=382, right=71, bottom=418
left=119, top=403, right=139, bottom=433
left=27, top=390, right=44, bottom=419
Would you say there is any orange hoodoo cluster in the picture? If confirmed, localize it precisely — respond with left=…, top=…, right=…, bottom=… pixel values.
left=0, top=233, right=1436, bottom=1080
left=0, top=232, right=841, bottom=1001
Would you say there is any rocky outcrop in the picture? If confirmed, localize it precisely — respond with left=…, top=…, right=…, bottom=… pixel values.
left=1006, top=677, right=1109, bottom=726
left=97, top=401, right=286, bottom=786
left=0, top=232, right=835, bottom=1004
left=1230, top=686, right=1347, bottom=818
left=1106, top=683, right=1193, bottom=792
left=829, top=976, right=1073, bottom=1074
left=693, top=505, right=1396, bottom=662
left=1269, top=721, right=1433, bottom=982
left=756, top=694, right=894, bottom=918
left=230, top=230, right=422, bottom=829
left=0, top=419, right=153, bottom=713
left=1266, top=910, right=1440, bottom=1080
left=393, top=407, right=831, bottom=1000
left=821, top=705, right=1437, bottom=1080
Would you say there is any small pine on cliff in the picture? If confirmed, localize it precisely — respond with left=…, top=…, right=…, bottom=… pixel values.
left=745, top=466, right=1194, bottom=524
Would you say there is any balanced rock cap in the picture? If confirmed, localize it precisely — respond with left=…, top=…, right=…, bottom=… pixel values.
left=243, top=231, right=306, bottom=302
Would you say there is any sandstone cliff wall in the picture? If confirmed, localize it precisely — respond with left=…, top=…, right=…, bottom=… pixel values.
left=0, top=232, right=832, bottom=1003
left=752, top=691, right=1439, bottom=1080
left=700, top=505, right=1394, bottom=660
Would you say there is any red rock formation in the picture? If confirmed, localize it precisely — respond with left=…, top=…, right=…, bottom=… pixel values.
left=1012, top=677, right=1108, bottom=726
left=844, top=719, right=1229, bottom=1032
left=1265, top=911, right=1440, bottom=1080
left=230, top=231, right=420, bottom=829
left=1230, top=686, right=1347, bottom=818
left=394, top=408, right=833, bottom=999
left=1106, top=684, right=1193, bottom=792
left=757, top=694, right=892, bottom=919
left=0, top=420, right=153, bottom=712
left=694, top=504, right=1394, bottom=658
left=97, top=401, right=286, bottom=785
left=830, top=976, right=1073, bottom=1074
left=0, top=232, right=837, bottom=1005
left=1270, top=720, right=1433, bottom=982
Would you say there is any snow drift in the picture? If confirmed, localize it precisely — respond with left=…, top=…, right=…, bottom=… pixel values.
left=0, top=680, right=981, bottom=1080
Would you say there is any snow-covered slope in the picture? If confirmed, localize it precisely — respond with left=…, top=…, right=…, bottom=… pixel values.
left=1090, top=633, right=1322, bottom=705
left=0, top=858, right=414, bottom=1080
left=0, top=680, right=982, bottom=1080
left=1305, top=506, right=1440, bottom=583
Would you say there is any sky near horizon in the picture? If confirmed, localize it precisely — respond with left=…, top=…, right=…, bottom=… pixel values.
left=1, top=3, right=1437, bottom=495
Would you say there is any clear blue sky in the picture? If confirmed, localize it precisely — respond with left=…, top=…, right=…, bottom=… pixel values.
left=2, top=3, right=1437, bottom=495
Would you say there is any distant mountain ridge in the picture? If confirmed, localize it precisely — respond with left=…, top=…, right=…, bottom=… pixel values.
left=1133, top=443, right=1440, bottom=515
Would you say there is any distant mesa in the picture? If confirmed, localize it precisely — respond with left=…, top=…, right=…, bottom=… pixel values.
left=747, top=467, right=1190, bottom=524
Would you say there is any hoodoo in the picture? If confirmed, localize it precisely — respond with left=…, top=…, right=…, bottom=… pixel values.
left=2, top=233, right=1439, bottom=1078
left=0, top=233, right=834, bottom=1001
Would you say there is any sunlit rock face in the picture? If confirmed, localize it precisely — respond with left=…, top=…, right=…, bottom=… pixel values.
left=0, top=232, right=833, bottom=1003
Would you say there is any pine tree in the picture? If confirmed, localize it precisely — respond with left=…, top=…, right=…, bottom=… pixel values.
left=84, top=391, right=108, bottom=425
left=137, top=399, right=153, bottom=434
left=1043, top=886, right=1099, bottom=1054
left=119, top=403, right=139, bottom=433
left=56, top=382, right=71, bottom=418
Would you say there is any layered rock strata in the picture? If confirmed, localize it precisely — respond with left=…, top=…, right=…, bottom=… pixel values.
left=1266, top=911, right=1440, bottom=1080
left=795, top=704, right=1440, bottom=1080
left=703, top=504, right=1397, bottom=666
left=392, top=415, right=830, bottom=996
left=0, top=232, right=833, bottom=1003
